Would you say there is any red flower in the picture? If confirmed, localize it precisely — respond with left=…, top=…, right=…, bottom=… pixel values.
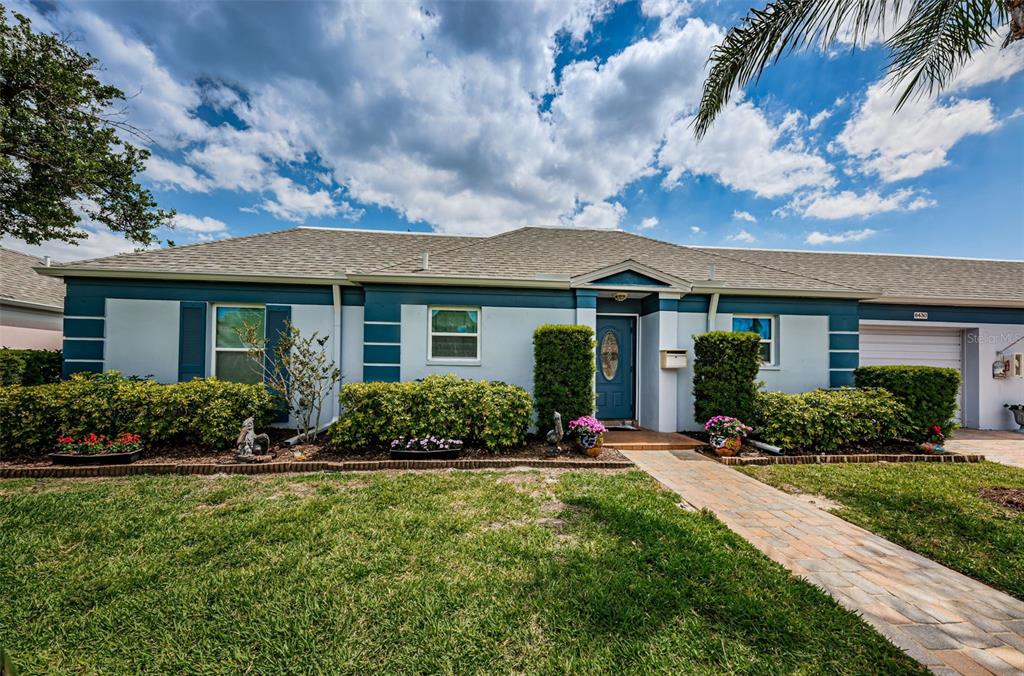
left=57, top=435, right=74, bottom=445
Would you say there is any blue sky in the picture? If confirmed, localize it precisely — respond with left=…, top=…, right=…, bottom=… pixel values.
left=4, top=0, right=1023, bottom=261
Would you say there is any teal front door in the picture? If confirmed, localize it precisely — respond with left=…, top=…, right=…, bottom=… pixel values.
left=595, top=315, right=635, bottom=420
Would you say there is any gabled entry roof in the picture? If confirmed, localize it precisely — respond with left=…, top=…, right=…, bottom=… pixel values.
left=570, top=259, right=691, bottom=291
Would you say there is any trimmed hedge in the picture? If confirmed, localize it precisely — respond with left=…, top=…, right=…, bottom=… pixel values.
left=533, top=324, right=595, bottom=428
left=855, top=365, right=961, bottom=439
left=0, top=349, right=61, bottom=386
left=0, top=372, right=275, bottom=458
left=755, top=388, right=909, bottom=452
left=329, top=374, right=532, bottom=451
left=693, top=331, right=762, bottom=424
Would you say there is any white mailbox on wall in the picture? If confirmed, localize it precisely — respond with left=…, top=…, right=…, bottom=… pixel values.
left=660, top=349, right=688, bottom=369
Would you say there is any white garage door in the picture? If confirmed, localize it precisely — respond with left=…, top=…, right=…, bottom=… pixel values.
left=859, top=325, right=963, bottom=421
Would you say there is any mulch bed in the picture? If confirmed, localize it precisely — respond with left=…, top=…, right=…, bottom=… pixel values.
left=978, top=486, right=1024, bottom=512
left=679, top=430, right=983, bottom=466
left=0, top=437, right=630, bottom=477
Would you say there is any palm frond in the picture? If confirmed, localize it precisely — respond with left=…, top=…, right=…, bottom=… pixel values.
left=692, top=0, right=897, bottom=139
left=886, top=0, right=1000, bottom=110
left=693, top=0, right=1017, bottom=140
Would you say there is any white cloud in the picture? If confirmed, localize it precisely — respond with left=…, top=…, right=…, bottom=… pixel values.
left=171, top=213, right=228, bottom=233
left=1, top=225, right=144, bottom=263
left=257, top=177, right=364, bottom=223
left=568, top=201, right=627, bottom=229
left=805, top=228, right=878, bottom=245
left=837, top=81, right=999, bottom=182
left=808, top=108, right=832, bottom=130
left=144, top=156, right=210, bottom=192
left=637, top=216, right=659, bottom=230
left=659, top=100, right=835, bottom=198
left=690, top=225, right=702, bottom=234
left=949, top=40, right=1024, bottom=92
left=785, top=188, right=936, bottom=220
left=727, top=229, right=756, bottom=243
left=732, top=210, right=757, bottom=223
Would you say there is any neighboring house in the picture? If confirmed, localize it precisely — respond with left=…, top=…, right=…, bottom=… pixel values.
left=36, top=226, right=1024, bottom=431
left=1, top=247, right=64, bottom=350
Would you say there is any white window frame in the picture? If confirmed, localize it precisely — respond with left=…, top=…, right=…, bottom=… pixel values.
left=427, top=306, right=481, bottom=364
left=211, top=303, right=266, bottom=381
left=733, top=314, right=777, bottom=366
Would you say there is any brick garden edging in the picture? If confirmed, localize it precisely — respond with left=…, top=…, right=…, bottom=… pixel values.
left=715, top=453, right=985, bottom=466
left=0, top=457, right=634, bottom=479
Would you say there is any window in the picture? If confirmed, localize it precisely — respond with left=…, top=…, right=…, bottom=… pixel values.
left=429, top=307, right=480, bottom=361
left=732, top=315, right=776, bottom=365
left=214, top=305, right=265, bottom=383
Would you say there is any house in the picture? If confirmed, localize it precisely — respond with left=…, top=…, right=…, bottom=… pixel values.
left=36, top=226, right=1024, bottom=431
left=1, top=247, right=65, bottom=350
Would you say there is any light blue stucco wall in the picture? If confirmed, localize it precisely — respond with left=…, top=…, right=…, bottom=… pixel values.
left=105, top=298, right=180, bottom=383
left=399, top=305, right=574, bottom=396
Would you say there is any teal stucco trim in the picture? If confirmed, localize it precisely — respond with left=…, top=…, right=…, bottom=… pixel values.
left=363, top=365, right=400, bottom=382
left=859, top=303, right=1024, bottom=325
left=63, top=317, right=104, bottom=338
left=590, top=270, right=669, bottom=286
left=829, top=370, right=855, bottom=387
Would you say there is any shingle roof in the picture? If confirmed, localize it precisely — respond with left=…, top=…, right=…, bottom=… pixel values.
left=41, top=226, right=1024, bottom=306
left=0, top=247, right=65, bottom=310
left=373, top=227, right=864, bottom=294
left=45, top=227, right=470, bottom=280
left=692, top=247, right=1024, bottom=306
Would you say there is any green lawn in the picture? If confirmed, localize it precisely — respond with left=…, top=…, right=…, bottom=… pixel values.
left=0, top=470, right=921, bottom=674
left=740, top=462, right=1024, bottom=600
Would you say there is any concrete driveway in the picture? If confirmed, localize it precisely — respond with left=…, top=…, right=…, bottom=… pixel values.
left=945, top=429, right=1024, bottom=469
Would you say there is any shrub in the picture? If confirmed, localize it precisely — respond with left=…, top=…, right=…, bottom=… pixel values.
left=854, top=365, right=962, bottom=440
left=754, top=388, right=910, bottom=452
left=533, top=324, right=595, bottom=429
left=329, top=374, right=532, bottom=451
left=692, top=331, right=762, bottom=424
left=0, top=349, right=61, bottom=386
left=0, top=372, right=275, bottom=458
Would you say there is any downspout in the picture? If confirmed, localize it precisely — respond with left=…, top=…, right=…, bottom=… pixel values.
left=706, top=292, right=720, bottom=332
left=332, top=284, right=342, bottom=420
left=286, top=284, right=342, bottom=446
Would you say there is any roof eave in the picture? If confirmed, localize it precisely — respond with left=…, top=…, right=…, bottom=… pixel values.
left=0, top=297, right=63, bottom=313
left=690, top=286, right=880, bottom=300
left=862, top=296, right=1024, bottom=309
left=35, top=267, right=357, bottom=287
left=348, top=273, right=572, bottom=289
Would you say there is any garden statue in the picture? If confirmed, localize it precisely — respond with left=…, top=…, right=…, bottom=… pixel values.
left=235, top=417, right=271, bottom=460
left=545, top=411, right=564, bottom=456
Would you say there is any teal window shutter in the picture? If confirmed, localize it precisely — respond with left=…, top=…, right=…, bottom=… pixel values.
left=178, top=301, right=208, bottom=382
left=265, top=305, right=292, bottom=422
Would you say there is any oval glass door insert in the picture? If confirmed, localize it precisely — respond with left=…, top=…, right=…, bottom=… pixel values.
left=600, top=329, right=619, bottom=380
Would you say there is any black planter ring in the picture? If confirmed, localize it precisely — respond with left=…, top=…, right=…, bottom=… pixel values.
left=48, top=449, right=143, bottom=465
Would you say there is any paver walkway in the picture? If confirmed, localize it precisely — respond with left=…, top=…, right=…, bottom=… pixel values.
left=946, top=429, right=1024, bottom=469
left=622, top=450, right=1024, bottom=675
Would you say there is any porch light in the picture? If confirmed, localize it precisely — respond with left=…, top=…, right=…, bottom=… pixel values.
left=613, top=292, right=628, bottom=302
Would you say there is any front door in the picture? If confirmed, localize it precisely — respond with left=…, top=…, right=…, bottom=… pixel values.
left=595, top=315, right=635, bottom=420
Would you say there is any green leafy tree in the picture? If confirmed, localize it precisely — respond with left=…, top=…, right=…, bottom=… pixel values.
left=693, top=0, right=1024, bottom=139
left=1, top=8, right=173, bottom=245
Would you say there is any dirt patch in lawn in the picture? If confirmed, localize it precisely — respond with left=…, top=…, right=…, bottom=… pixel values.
left=978, top=486, right=1024, bottom=513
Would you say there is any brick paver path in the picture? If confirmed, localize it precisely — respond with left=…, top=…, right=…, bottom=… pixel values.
left=622, top=450, right=1024, bottom=675
left=946, top=430, right=1024, bottom=469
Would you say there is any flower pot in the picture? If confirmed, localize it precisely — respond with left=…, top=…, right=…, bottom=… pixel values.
left=710, top=435, right=741, bottom=457
left=48, top=449, right=143, bottom=465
